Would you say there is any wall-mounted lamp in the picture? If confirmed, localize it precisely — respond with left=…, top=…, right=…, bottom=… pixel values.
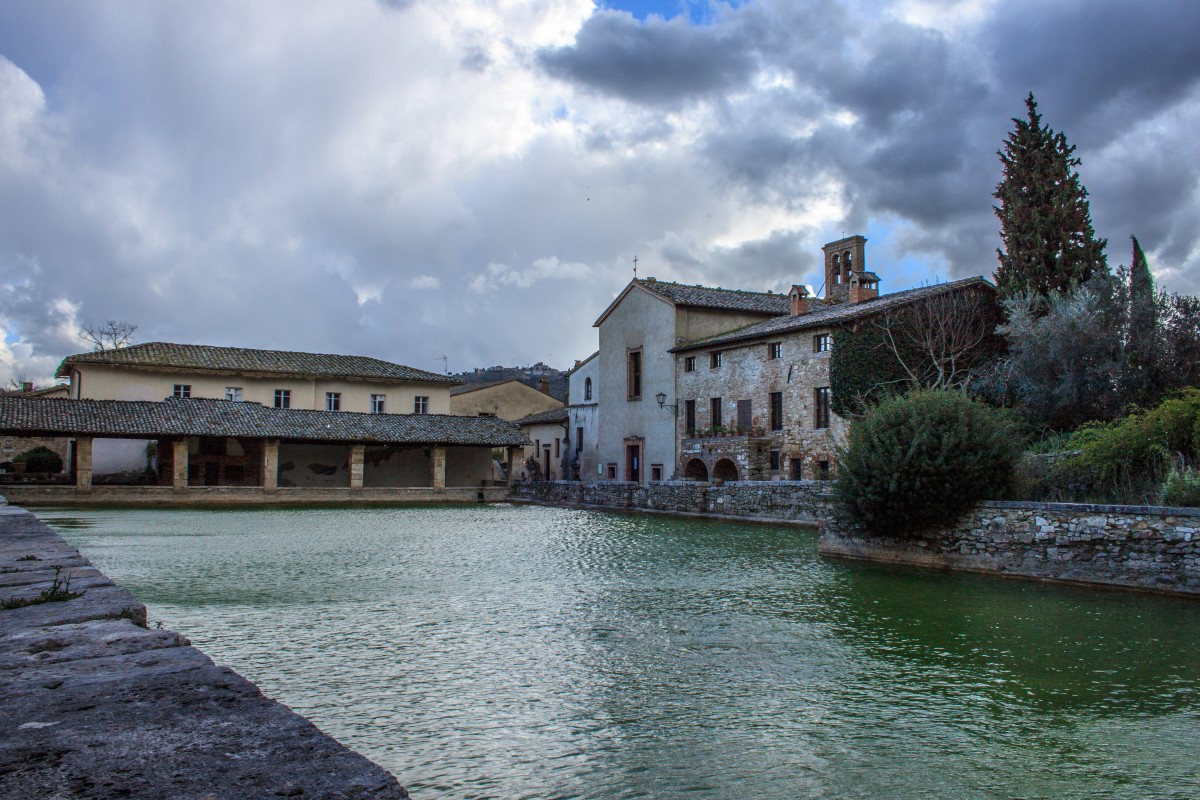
left=655, top=392, right=677, bottom=414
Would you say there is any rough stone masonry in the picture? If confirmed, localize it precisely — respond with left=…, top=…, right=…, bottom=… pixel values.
left=0, top=501, right=409, bottom=800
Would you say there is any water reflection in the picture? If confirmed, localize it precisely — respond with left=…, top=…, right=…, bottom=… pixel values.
left=41, top=505, right=1200, bottom=800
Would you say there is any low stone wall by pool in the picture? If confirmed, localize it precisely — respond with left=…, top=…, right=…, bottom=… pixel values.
left=3, top=484, right=508, bottom=507
left=511, top=479, right=836, bottom=524
left=818, top=500, right=1200, bottom=596
left=0, top=501, right=410, bottom=799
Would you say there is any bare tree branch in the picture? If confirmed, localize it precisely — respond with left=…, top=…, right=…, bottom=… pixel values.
left=871, top=287, right=998, bottom=391
left=79, top=320, right=137, bottom=352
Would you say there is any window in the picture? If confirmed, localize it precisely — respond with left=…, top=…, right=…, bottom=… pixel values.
left=770, top=391, right=783, bottom=431
left=832, top=254, right=841, bottom=284
left=173, top=384, right=191, bottom=399
left=413, top=395, right=428, bottom=414
left=768, top=342, right=782, bottom=359
left=627, top=349, right=642, bottom=400
left=372, top=394, right=386, bottom=414
left=710, top=351, right=723, bottom=369
left=274, top=389, right=290, bottom=409
left=584, top=377, right=593, bottom=401
left=325, top=392, right=341, bottom=411
left=814, top=386, right=831, bottom=429
left=815, top=459, right=831, bottom=480
left=555, top=438, right=560, bottom=458
left=576, top=427, right=583, bottom=452
left=813, top=334, right=830, bottom=353
left=685, top=399, right=696, bottom=434
left=770, top=450, right=780, bottom=471
left=684, top=356, right=696, bottom=372
left=607, top=463, right=617, bottom=479
left=225, top=386, right=243, bottom=402
left=651, top=464, right=663, bottom=482
left=791, top=459, right=804, bottom=480
left=711, top=397, right=722, bottom=429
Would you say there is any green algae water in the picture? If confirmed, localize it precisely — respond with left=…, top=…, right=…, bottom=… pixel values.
left=40, top=504, right=1200, bottom=799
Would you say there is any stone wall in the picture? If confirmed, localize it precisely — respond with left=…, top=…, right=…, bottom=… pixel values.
left=4, top=484, right=510, bottom=507
left=512, top=479, right=836, bottom=524
left=818, top=500, right=1200, bottom=595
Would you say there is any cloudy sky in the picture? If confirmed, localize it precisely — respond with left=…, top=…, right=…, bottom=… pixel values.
left=2, top=0, right=1198, bottom=385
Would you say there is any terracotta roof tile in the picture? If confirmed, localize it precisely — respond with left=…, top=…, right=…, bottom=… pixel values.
left=636, top=279, right=792, bottom=314
left=0, top=397, right=527, bottom=447
left=672, top=277, right=994, bottom=352
left=56, top=343, right=456, bottom=384
left=514, top=407, right=569, bottom=426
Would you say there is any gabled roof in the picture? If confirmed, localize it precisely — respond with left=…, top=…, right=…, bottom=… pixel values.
left=565, top=351, right=599, bottom=376
left=672, top=277, right=994, bottom=352
left=514, top=407, right=569, bottom=427
left=0, top=397, right=527, bottom=447
left=593, top=278, right=791, bottom=327
left=56, top=342, right=457, bottom=384
left=450, top=378, right=523, bottom=397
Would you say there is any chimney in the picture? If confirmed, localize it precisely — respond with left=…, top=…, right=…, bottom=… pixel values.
left=538, top=377, right=551, bottom=395
left=789, top=285, right=810, bottom=316
left=847, top=272, right=880, bottom=305
left=21, top=381, right=33, bottom=393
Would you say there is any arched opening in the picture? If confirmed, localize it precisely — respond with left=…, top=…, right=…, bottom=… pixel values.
left=832, top=254, right=841, bottom=284
left=584, top=377, right=592, bottom=401
left=713, top=458, right=739, bottom=482
left=683, top=458, right=709, bottom=481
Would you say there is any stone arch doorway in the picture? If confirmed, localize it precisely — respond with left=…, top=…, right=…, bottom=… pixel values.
left=713, top=458, right=739, bottom=482
left=683, top=458, right=709, bottom=481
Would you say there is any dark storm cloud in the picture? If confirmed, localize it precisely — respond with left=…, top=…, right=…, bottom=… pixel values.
left=537, top=9, right=758, bottom=105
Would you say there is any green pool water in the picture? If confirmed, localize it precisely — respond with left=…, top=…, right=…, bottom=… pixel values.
left=40, top=504, right=1200, bottom=799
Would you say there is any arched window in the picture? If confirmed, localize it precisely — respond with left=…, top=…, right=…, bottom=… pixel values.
left=844, top=251, right=853, bottom=272
left=584, top=377, right=593, bottom=401
left=832, top=254, right=841, bottom=284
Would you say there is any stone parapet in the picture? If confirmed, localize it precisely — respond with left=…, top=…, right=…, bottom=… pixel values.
left=512, top=479, right=836, bottom=524
left=818, top=501, right=1200, bottom=596
left=0, top=505, right=409, bottom=799
left=3, top=484, right=509, bottom=507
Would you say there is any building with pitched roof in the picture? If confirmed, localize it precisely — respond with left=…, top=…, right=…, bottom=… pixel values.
left=55, top=342, right=459, bottom=476
left=449, top=378, right=562, bottom=421
left=587, top=235, right=996, bottom=483
left=0, top=396, right=527, bottom=503
left=565, top=351, right=599, bottom=481
left=513, top=406, right=569, bottom=481
left=592, top=277, right=793, bottom=483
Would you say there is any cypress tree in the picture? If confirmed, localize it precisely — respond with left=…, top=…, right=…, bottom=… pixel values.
left=993, top=93, right=1107, bottom=301
left=1125, top=235, right=1158, bottom=403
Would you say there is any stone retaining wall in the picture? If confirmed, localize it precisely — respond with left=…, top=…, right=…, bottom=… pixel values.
left=0, top=502, right=409, bottom=799
left=4, top=484, right=508, bottom=507
left=512, top=480, right=835, bottom=523
left=818, top=500, right=1200, bottom=595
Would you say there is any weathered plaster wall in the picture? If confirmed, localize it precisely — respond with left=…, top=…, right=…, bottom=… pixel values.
left=818, top=501, right=1200, bottom=595
left=364, top=446, right=431, bottom=488
left=278, top=443, right=350, bottom=487
left=73, top=363, right=451, bottom=414
left=521, top=420, right=568, bottom=481
left=444, top=446, right=495, bottom=488
left=450, top=381, right=561, bottom=420
left=596, top=286, right=677, bottom=482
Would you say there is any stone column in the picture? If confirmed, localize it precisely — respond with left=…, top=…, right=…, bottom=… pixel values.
left=506, top=446, right=521, bottom=486
left=349, top=444, right=365, bottom=489
left=172, top=439, right=189, bottom=493
left=74, top=436, right=93, bottom=493
left=431, top=446, right=446, bottom=490
left=262, top=440, right=279, bottom=492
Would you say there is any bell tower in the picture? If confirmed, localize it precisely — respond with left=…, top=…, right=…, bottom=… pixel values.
left=822, top=235, right=871, bottom=304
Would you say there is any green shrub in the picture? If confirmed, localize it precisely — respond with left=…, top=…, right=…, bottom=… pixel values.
left=835, top=389, right=1022, bottom=535
left=1162, top=469, right=1200, bottom=508
left=13, top=446, right=63, bottom=474
left=1047, top=388, right=1200, bottom=503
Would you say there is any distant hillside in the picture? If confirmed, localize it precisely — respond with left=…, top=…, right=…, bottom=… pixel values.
left=452, top=362, right=568, bottom=402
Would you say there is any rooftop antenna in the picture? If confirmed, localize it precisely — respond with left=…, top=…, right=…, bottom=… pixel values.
left=633, top=256, right=638, bottom=279
left=437, top=355, right=449, bottom=374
